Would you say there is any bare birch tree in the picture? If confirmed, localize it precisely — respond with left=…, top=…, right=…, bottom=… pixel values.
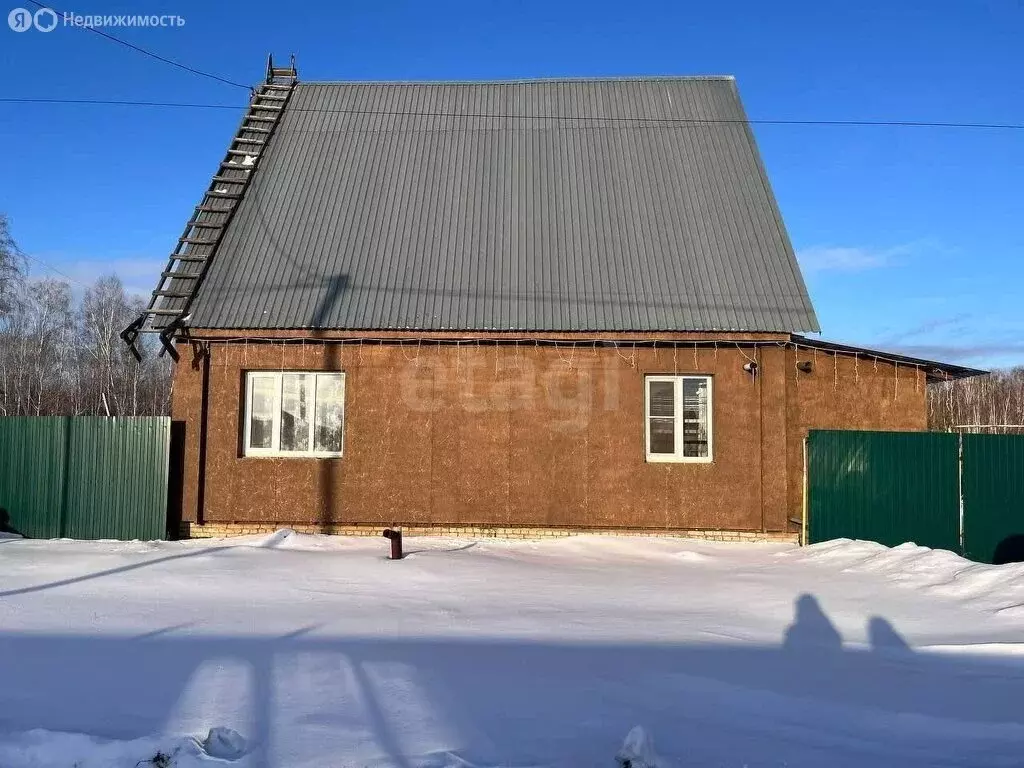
left=0, top=214, right=24, bottom=320
left=928, top=368, right=1024, bottom=433
left=0, top=217, right=171, bottom=417
left=6, top=278, right=76, bottom=415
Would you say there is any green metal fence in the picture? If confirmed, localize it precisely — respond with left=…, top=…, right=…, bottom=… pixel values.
left=0, top=417, right=171, bottom=540
left=806, top=430, right=961, bottom=551
left=962, top=434, right=1024, bottom=564
left=807, top=430, right=1024, bottom=564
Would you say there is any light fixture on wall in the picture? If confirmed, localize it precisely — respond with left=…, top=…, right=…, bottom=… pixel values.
left=796, top=360, right=813, bottom=373
left=743, top=361, right=758, bottom=376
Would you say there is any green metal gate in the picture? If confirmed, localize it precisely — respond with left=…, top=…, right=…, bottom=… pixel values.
left=962, top=434, right=1024, bottom=564
left=0, top=417, right=171, bottom=540
left=807, top=430, right=1024, bottom=564
left=806, top=430, right=961, bottom=551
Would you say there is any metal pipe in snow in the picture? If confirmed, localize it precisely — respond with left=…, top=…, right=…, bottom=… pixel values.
left=382, top=528, right=403, bottom=560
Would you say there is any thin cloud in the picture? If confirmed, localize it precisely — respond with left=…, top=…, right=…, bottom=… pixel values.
left=888, top=342, right=1024, bottom=366
left=871, top=314, right=1024, bottom=367
left=881, top=314, right=971, bottom=345
left=797, top=244, right=914, bottom=273
left=27, top=255, right=163, bottom=299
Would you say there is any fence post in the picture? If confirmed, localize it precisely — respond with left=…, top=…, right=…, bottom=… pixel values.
left=58, top=416, right=72, bottom=538
left=802, top=436, right=809, bottom=546
left=957, top=431, right=965, bottom=556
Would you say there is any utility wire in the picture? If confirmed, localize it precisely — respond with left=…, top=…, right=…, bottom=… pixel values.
left=0, top=97, right=241, bottom=110
left=3, top=8, right=1020, bottom=132
left=24, top=0, right=250, bottom=91
left=21, top=251, right=91, bottom=288
left=1, top=95, right=1022, bottom=130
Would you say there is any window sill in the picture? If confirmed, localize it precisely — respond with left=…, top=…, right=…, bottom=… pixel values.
left=243, top=452, right=344, bottom=459
left=645, top=455, right=714, bottom=464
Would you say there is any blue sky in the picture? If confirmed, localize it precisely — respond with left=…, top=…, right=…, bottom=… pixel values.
left=1, top=0, right=1021, bottom=367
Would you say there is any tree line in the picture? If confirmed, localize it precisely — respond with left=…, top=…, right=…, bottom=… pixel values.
left=0, top=215, right=171, bottom=417
left=928, top=367, right=1024, bottom=433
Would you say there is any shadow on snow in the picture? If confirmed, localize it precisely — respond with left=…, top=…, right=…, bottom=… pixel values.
left=0, top=594, right=1023, bottom=766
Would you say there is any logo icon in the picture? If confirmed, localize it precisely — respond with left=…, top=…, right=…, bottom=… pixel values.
left=33, top=7, right=56, bottom=30
left=8, top=7, right=32, bottom=30
left=8, top=6, right=58, bottom=30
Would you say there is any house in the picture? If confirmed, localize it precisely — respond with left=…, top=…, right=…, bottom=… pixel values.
left=126, top=59, right=981, bottom=541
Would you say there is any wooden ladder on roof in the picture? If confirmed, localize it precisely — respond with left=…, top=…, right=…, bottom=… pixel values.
left=121, top=55, right=299, bottom=361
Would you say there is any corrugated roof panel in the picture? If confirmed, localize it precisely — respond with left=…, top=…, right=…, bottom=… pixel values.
left=187, top=77, right=819, bottom=332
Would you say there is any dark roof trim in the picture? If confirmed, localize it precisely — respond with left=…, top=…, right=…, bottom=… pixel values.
left=181, top=327, right=984, bottom=380
left=791, top=335, right=987, bottom=381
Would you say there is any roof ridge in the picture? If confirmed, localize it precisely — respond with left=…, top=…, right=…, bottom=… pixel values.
left=297, top=75, right=736, bottom=86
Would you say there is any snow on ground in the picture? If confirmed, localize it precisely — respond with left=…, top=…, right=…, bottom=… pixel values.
left=2, top=531, right=1024, bottom=767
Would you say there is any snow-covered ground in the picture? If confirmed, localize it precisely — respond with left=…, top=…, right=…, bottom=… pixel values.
left=2, top=531, right=1024, bottom=767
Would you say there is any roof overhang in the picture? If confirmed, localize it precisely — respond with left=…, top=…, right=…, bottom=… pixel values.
left=790, top=335, right=987, bottom=382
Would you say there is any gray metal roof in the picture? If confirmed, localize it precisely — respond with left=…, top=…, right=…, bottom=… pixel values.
left=187, top=77, right=820, bottom=332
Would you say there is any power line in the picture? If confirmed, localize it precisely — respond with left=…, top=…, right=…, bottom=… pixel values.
left=21, top=252, right=90, bottom=288
left=0, top=97, right=241, bottom=110
left=24, top=0, right=250, bottom=91
left=1, top=95, right=1022, bottom=131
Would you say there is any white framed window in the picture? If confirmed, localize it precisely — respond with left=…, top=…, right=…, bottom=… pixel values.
left=244, top=372, right=345, bottom=457
left=645, top=375, right=712, bottom=462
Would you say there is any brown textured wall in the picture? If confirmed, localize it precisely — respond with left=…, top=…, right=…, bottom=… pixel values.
left=171, top=335, right=927, bottom=533
left=783, top=345, right=928, bottom=528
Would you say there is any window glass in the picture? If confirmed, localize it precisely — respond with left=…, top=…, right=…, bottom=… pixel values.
left=245, top=371, right=345, bottom=457
left=649, top=380, right=675, bottom=417
left=249, top=375, right=276, bottom=449
left=645, top=375, right=712, bottom=461
left=648, top=380, right=676, bottom=454
left=682, top=377, right=709, bottom=458
left=314, top=374, right=345, bottom=453
left=280, top=374, right=312, bottom=452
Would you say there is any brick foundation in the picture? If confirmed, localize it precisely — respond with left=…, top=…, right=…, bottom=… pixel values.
left=179, top=521, right=799, bottom=544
